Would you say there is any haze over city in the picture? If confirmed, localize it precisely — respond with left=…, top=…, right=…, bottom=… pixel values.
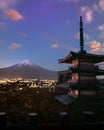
left=0, top=0, right=104, bottom=71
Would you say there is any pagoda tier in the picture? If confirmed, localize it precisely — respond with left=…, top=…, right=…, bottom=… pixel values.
left=57, top=67, right=104, bottom=84
left=58, top=67, right=104, bottom=75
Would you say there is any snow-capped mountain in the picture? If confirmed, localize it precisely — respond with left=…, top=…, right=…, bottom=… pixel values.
left=0, top=60, right=58, bottom=80
left=18, top=60, right=33, bottom=66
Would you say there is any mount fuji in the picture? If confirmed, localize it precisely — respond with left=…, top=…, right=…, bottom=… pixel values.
left=0, top=60, right=58, bottom=80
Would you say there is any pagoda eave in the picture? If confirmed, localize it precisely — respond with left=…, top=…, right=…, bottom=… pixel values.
left=58, top=69, right=72, bottom=75
left=58, top=52, right=75, bottom=63
left=59, top=51, right=104, bottom=64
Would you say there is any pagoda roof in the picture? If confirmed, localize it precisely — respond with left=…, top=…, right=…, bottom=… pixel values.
left=59, top=51, right=104, bottom=63
left=54, top=93, right=77, bottom=105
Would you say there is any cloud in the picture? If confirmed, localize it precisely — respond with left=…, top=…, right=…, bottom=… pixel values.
left=88, top=40, right=103, bottom=53
left=92, top=0, right=104, bottom=12
left=89, top=40, right=101, bottom=49
left=51, top=43, right=59, bottom=48
left=43, top=34, right=65, bottom=49
left=6, top=9, right=23, bottom=20
left=0, top=0, right=15, bottom=29
left=0, top=0, right=18, bottom=10
left=9, top=43, right=22, bottom=50
left=93, top=4, right=99, bottom=11
left=80, top=6, right=93, bottom=23
left=90, top=47, right=101, bottom=53
left=43, top=34, right=59, bottom=48
left=97, top=24, right=104, bottom=40
left=0, top=0, right=22, bottom=29
left=43, top=33, right=76, bottom=51
left=97, top=24, right=104, bottom=31
left=80, top=1, right=104, bottom=24
left=99, top=0, right=104, bottom=10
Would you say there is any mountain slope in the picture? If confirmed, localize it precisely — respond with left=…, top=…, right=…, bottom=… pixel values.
left=0, top=61, right=58, bottom=80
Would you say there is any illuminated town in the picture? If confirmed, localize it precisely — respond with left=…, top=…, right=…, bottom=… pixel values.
left=0, top=78, right=56, bottom=91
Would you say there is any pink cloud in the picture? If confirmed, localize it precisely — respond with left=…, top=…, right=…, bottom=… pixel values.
left=9, top=43, right=22, bottom=50
left=88, top=40, right=101, bottom=53
left=80, top=6, right=93, bottom=23
left=6, top=9, right=23, bottom=20
left=99, top=0, right=104, bottom=10
left=89, top=40, right=101, bottom=49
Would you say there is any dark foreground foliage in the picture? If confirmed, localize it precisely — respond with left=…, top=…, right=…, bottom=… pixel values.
left=0, top=87, right=104, bottom=125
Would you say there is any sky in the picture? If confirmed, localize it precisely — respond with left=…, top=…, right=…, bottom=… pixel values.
left=0, top=0, right=104, bottom=71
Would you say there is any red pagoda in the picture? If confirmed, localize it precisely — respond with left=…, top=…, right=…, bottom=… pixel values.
left=55, top=17, right=104, bottom=104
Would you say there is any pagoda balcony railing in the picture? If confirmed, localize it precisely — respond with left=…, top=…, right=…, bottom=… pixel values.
left=70, top=65, right=99, bottom=70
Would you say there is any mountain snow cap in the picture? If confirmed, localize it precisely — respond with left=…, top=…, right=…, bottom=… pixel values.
left=19, top=60, right=32, bottom=66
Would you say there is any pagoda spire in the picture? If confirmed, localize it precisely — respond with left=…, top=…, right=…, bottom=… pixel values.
left=79, top=16, right=86, bottom=53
